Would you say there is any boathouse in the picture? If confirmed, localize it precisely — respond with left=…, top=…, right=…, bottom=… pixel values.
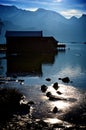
left=5, top=31, right=58, bottom=54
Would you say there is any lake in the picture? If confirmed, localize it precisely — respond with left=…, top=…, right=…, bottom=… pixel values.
left=0, top=42, right=86, bottom=128
left=0, top=43, right=86, bottom=90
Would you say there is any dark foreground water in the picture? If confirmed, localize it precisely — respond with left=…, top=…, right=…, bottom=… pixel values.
left=0, top=43, right=86, bottom=129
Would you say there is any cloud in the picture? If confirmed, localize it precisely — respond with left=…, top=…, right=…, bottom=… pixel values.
left=0, top=0, right=85, bottom=17
left=54, top=0, right=62, bottom=2
left=60, top=9, right=83, bottom=18
left=24, top=7, right=38, bottom=11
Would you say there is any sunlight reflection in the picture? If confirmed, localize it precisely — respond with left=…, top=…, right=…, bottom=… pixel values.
left=57, top=66, right=81, bottom=78
left=44, top=118, right=73, bottom=128
left=51, top=101, right=70, bottom=111
left=44, top=118, right=63, bottom=124
left=47, top=83, right=80, bottom=99
left=44, top=83, right=81, bottom=113
left=58, top=84, right=81, bottom=99
left=47, top=84, right=57, bottom=95
left=24, top=83, right=82, bottom=122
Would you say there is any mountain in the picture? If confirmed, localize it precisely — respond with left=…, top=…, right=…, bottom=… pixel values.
left=0, top=4, right=86, bottom=43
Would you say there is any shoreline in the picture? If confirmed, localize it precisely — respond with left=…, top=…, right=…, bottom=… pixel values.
left=0, top=77, right=86, bottom=129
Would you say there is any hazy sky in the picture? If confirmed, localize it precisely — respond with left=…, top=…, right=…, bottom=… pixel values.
left=0, top=0, right=86, bottom=18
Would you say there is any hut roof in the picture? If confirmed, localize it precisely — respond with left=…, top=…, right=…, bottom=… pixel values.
left=5, top=31, right=43, bottom=37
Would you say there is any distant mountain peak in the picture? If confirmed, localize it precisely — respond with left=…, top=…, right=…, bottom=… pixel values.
left=81, top=14, right=86, bottom=18
left=79, top=14, right=86, bottom=21
left=69, top=16, right=78, bottom=22
left=36, top=8, right=59, bottom=14
left=0, top=4, right=86, bottom=43
left=36, top=7, right=66, bottom=21
left=0, top=4, right=17, bottom=8
left=36, top=8, right=47, bottom=12
left=0, top=4, right=18, bottom=12
left=35, top=8, right=55, bottom=14
left=70, top=16, right=77, bottom=19
left=82, top=14, right=86, bottom=16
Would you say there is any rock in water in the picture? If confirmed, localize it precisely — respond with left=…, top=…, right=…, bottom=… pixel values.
left=46, top=92, right=52, bottom=97
left=53, top=106, right=58, bottom=113
left=59, top=77, right=70, bottom=83
left=53, top=82, right=59, bottom=90
left=28, top=101, right=35, bottom=105
left=41, top=85, right=48, bottom=93
left=57, top=91, right=62, bottom=95
left=46, top=78, right=51, bottom=81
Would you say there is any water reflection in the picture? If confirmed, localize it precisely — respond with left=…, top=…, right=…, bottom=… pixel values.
left=25, top=82, right=83, bottom=124
left=0, top=53, right=7, bottom=76
left=7, top=51, right=58, bottom=77
left=58, top=65, right=82, bottom=78
left=44, top=118, right=64, bottom=124
left=45, top=84, right=80, bottom=113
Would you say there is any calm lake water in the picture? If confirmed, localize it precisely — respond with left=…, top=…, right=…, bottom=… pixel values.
left=0, top=43, right=86, bottom=127
left=0, top=43, right=86, bottom=90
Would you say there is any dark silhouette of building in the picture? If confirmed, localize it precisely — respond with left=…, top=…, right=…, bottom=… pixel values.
left=5, top=31, right=58, bottom=54
left=5, top=31, right=58, bottom=76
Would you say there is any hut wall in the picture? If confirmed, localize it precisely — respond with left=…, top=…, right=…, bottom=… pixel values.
left=6, top=36, right=57, bottom=54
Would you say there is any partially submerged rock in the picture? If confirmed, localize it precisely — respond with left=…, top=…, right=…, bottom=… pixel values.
left=57, top=91, right=62, bottom=95
left=53, top=106, right=58, bottom=113
left=48, top=94, right=66, bottom=101
left=53, top=82, right=59, bottom=90
left=59, top=77, right=70, bottom=83
left=46, top=78, right=51, bottom=82
left=41, top=85, right=48, bottom=93
left=46, top=92, right=52, bottom=97
left=28, top=101, right=35, bottom=105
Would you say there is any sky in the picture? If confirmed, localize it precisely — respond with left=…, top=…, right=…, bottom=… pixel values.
left=0, top=0, right=86, bottom=18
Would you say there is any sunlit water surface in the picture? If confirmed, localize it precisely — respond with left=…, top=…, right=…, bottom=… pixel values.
left=17, top=43, right=86, bottom=90
left=1, top=43, right=86, bottom=89
left=0, top=43, right=86, bottom=126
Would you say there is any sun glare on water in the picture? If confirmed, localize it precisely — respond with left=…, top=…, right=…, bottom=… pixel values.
left=41, top=83, right=81, bottom=113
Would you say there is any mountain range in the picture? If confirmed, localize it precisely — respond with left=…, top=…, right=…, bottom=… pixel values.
left=0, top=4, right=86, bottom=43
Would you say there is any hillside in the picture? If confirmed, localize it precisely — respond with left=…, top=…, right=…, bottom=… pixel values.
left=0, top=4, right=86, bottom=43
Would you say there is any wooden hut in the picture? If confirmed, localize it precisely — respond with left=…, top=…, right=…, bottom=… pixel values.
left=5, top=31, right=58, bottom=54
